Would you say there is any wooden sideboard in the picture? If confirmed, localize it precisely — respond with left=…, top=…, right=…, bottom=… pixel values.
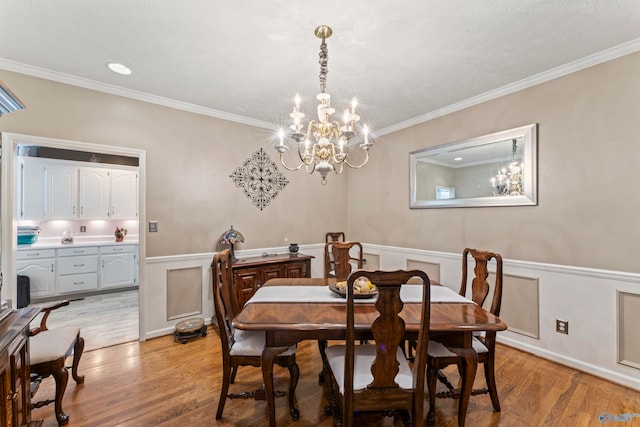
left=231, top=254, right=313, bottom=307
left=0, top=307, right=42, bottom=427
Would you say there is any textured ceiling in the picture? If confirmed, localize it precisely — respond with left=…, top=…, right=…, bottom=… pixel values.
left=1, top=1, right=639, bottom=134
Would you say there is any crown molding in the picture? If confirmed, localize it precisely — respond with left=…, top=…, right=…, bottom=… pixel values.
left=2, top=37, right=640, bottom=135
left=0, top=58, right=273, bottom=129
left=377, top=38, right=640, bottom=136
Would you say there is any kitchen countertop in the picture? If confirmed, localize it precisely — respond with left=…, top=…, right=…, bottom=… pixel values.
left=17, top=239, right=139, bottom=250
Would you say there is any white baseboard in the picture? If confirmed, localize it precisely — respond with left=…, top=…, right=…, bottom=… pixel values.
left=498, top=335, right=640, bottom=391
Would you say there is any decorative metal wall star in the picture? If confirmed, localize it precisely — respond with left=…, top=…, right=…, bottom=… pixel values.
left=229, top=148, right=289, bottom=210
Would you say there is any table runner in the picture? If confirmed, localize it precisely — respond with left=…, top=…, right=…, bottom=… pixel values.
left=246, top=285, right=473, bottom=305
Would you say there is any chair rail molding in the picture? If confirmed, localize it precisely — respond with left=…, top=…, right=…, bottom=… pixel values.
left=142, top=242, right=640, bottom=391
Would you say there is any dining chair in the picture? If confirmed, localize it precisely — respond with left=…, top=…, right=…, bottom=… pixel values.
left=323, top=231, right=346, bottom=278
left=324, top=269, right=431, bottom=427
left=29, top=300, right=85, bottom=426
left=212, top=249, right=300, bottom=420
left=331, top=241, right=365, bottom=281
left=426, top=248, right=503, bottom=423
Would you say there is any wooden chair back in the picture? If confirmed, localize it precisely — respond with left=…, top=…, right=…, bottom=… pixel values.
left=344, top=269, right=431, bottom=424
left=324, top=232, right=346, bottom=278
left=460, top=248, right=503, bottom=316
left=212, top=249, right=236, bottom=351
left=331, top=241, right=364, bottom=281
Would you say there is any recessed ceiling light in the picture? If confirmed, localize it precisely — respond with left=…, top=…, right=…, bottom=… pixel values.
left=106, top=62, right=132, bottom=75
left=454, top=157, right=462, bottom=161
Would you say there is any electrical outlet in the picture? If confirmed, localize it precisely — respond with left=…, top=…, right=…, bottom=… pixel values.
left=80, top=225, right=86, bottom=232
left=556, top=319, right=569, bottom=334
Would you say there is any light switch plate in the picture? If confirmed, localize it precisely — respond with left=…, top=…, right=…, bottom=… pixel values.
left=149, top=221, right=158, bottom=232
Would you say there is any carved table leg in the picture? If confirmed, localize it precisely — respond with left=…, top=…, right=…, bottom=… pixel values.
left=262, top=345, right=290, bottom=427
left=450, top=346, right=478, bottom=427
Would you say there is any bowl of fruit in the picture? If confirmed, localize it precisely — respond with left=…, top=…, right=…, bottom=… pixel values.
left=329, top=277, right=378, bottom=299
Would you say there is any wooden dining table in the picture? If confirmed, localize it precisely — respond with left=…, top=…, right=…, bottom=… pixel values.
left=232, top=277, right=507, bottom=427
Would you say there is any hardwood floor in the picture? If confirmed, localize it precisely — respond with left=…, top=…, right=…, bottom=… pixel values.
left=30, top=290, right=139, bottom=351
left=30, top=327, right=640, bottom=427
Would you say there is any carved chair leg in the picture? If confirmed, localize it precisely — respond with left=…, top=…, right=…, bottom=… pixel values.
left=317, top=339, right=328, bottom=384
left=52, top=365, right=70, bottom=425
left=230, top=365, right=238, bottom=384
left=287, top=362, right=300, bottom=420
left=71, top=336, right=85, bottom=384
left=484, top=356, right=501, bottom=412
left=216, top=360, right=231, bottom=419
left=426, top=367, right=437, bottom=425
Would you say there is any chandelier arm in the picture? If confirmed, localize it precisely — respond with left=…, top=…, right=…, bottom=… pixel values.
left=305, top=162, right=316, bottom=175
left=333, top=162, right=343, bottom=175
left=343, top=149, right=370, bottom=169
left=279, top=152, right=306, bottom=171
left=296, top=144, right=315, bottom=166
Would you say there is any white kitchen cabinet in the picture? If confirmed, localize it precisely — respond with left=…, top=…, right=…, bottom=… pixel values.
left=110, top=169, right=138, bottom=218
left=56, top=246, right=98, bottom=294
left=16, top=157, right=46, bottom=220
left=79, top=167, right=110, bottom=218
left=100, top=245, right=136, bottom=288
left=44, top=162, right=77, bottom=218
left=16, top=249, right=56, bottom=299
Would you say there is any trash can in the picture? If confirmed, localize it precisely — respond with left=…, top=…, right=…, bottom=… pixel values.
left=17, top=275, right=30, bottom=308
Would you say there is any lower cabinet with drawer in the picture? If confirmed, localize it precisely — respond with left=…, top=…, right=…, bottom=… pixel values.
left=56, top=246, right=98, bottom=294
left=231, top=254, right=313, bottom=308
left=16, top=249, right=56, bottom=299
left=17, top=243, right=138, bottom=300
left=100, top=245, right=136, bottom=289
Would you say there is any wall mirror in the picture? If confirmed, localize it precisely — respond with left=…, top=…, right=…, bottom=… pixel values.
left=410, top=124, right=537, bottom=208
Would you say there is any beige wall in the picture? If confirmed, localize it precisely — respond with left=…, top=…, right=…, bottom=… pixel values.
left=3, top=51, right=639, bottom=270
left=347, top=52, right=640, bottom=273
left=0, top=71, right=348, bottom=256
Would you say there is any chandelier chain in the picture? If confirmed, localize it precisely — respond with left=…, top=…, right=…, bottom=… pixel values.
left=318, top=37, right=329, bottom=93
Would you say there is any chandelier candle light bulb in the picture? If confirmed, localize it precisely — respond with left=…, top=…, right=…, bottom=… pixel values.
left=275, top=25, right=373, bottom=185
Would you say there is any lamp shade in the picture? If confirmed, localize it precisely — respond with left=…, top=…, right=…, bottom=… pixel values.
left=219, top=225, right=244, bottom=245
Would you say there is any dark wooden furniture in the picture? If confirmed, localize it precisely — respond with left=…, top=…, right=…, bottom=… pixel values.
left=0, top=307, right=42, bottom=427
left=331, top=241, right=365, bottom=281
left=427, top=248, right=504, bottom=424
left=233, top=277, right=507, bottom=427
left=231, top=253, right=312, bottom=308
left=212, top=250, right=299, bottom=421
left=29, top=300, right=85, bottom=426
left=323, top=232, right=345, bottom=278
left=324, top=270, right=431, bottom=427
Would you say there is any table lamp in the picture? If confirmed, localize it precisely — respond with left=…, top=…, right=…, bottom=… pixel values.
left=219, top=225, right=244, bottom=262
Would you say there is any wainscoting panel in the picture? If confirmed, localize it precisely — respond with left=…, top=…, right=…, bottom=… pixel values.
left=500, top=274, right=540, bottom=339
left=363, top=252, right=380, bottom=270
left=166, top=266, right=203, bottom=320
left=406, top=259, right=440, bottom=282
left=144, top=243, right=640, bottom=391
left=618, top=291, right=640, bottom=369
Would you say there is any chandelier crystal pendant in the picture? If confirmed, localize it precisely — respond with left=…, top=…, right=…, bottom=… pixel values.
left=274, top=25, right=373, bottom=185
left=491, top=139, right=523, bottom=196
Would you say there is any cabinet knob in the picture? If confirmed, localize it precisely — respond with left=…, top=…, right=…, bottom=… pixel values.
left=7, top=390, right=18, bottom=402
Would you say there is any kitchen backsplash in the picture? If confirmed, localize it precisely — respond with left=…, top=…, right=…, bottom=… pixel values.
left=18, top=219, right=139, bottom=244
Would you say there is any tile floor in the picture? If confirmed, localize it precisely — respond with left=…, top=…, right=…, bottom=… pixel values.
left=30, top=289, right=139, bottom=352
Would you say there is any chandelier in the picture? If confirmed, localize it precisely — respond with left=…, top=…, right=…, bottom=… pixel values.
left=491, top=139, right=523, bottom=196
left=274, top=25, right=373, bottom=185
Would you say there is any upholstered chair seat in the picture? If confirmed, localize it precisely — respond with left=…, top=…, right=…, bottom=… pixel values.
left=230, top=329, right=296, bottom=357
left=30, top=327, right=81, bottom=365
left=325, top=345, right=413, bottom=392
left=427, top=337, right=489, bottom=358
